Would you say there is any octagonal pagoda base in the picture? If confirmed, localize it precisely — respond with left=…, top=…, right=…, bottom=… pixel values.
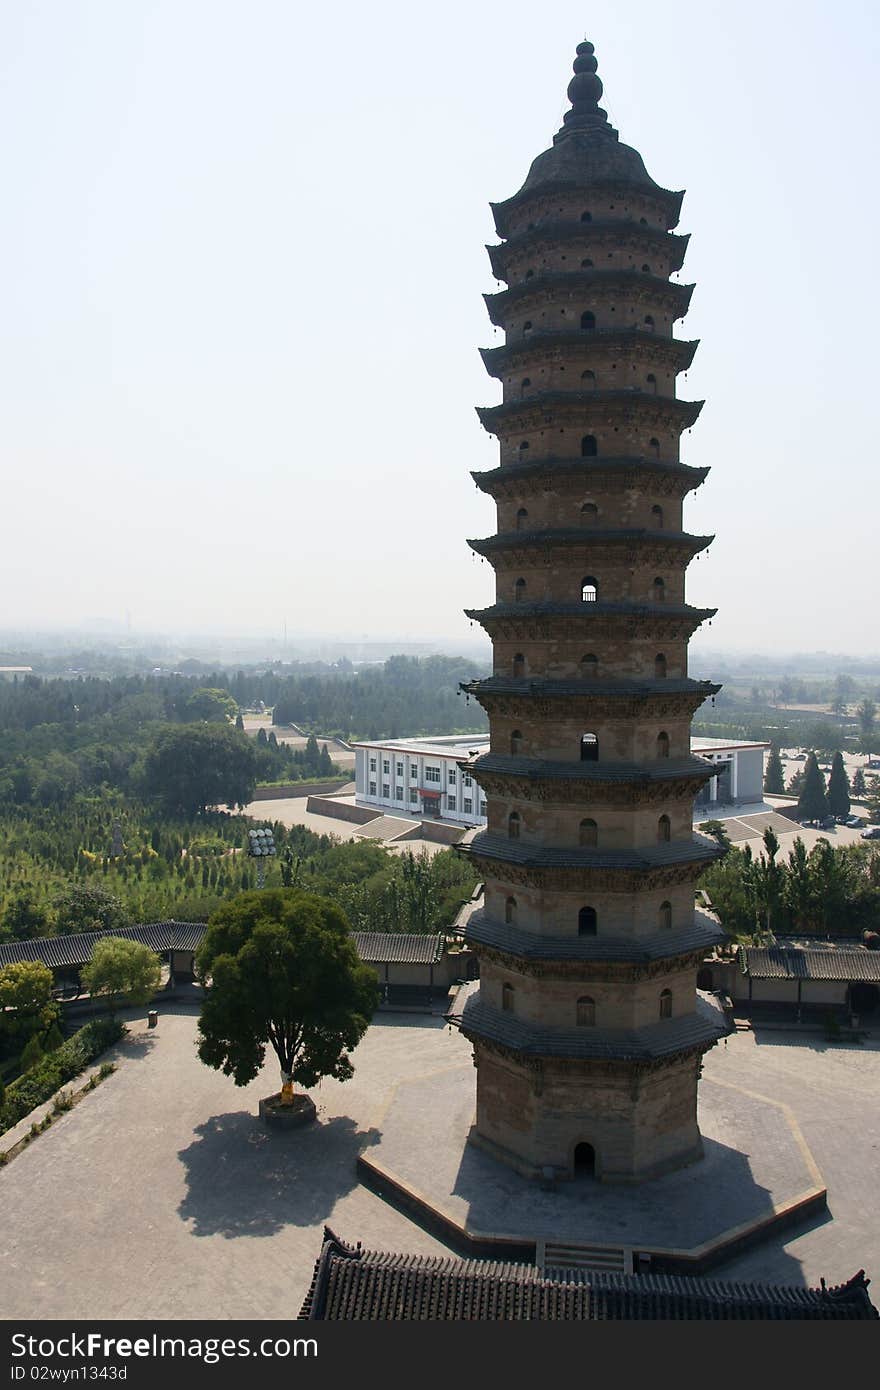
left=357, top=1061, right=826, bottom=1273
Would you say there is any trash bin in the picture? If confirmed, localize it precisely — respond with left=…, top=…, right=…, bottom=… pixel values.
left=147, top=1010, right=158, bottom=1029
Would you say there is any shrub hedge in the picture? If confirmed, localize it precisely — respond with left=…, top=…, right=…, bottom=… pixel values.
left=0, top=1017, right=124, bottom=1135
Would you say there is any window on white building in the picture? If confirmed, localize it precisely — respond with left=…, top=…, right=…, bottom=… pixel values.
left=463, top=773, right=473, bottom=787
left=448, top=769, right=457, bottom=785
left=410, top=764, right=418, bottom=778
left=448, top=796, right=457, bottom=811
left=479, top=801, right=487, bottom=816
left=464, top=798, right=473, bottom=814
left=410, top=788, right=418, bottom=803
left=383, top=760, right=390, bottom=774
left=369, top=781, right=376, bottom=796
left=425, top=766, right=441, bottom=783
left=369, top=758, right=376, bottom=772
left=396, top=762, right=403, bottom=778
left=395, top=786, right=404, bottom=801
left=382, top=784, right=390, bottom=798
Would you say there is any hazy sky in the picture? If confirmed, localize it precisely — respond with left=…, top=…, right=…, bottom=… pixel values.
left=2, top=1, right=878, bottom=654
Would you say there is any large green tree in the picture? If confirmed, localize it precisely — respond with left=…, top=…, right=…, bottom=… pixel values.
left=1, top=887, right=51, bottom=942
left=195, top=889, right=378, bottom=1105
left=0, top=960, right=59, bottom=1044
left=827, top=752, right=851, bottom=820
left=81, top=937, right=162, bottom=1015
left=141, top=723, right=257, bottom=814
left=54, top=883, right=130, bottom=937
left=797, top=753, right=829, bottom=824
left=184, top=688, right=237, bottom=723
left=763, top=746, right=785, bottom=795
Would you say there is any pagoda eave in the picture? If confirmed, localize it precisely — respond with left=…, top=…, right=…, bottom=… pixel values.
left=461, top=676, right=721, bottom=701
left=489, top=180, right=685, bottom=237
left=479, top=330, right=698, bottom=377
left=486, top=223, right=690, bottom=279
left=484, top=271, right=694, bottom=326
left=450, top=981, right=730, bottom=1063
left=476, top=391, right=703, bottom=434
left=464, top=909, right=726, bottom=967
left=470, top=456, right=709, bottom=498
left=467, top=528, right=713, bottom=562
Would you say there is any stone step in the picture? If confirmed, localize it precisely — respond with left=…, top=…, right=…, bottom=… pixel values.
left=539, top=1240, right=632, bottom=1275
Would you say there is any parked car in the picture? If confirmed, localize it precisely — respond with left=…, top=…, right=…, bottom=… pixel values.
left=819, top=817, right=836, bottom=829
left=846, top=815, right=864, bottom=827
left=861, top=827, right=880, bottom=840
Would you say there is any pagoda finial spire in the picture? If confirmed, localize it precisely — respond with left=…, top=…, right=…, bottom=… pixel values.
left=557, top=40, right=612, bottom=139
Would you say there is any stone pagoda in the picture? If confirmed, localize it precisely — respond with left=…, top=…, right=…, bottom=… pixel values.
left=451, top=41, right=732, bottom=1184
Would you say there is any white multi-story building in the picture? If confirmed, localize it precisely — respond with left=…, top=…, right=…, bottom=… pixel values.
left=353, top=735, right=490, bottom=827
left=355, top=734, right=767, bottom=827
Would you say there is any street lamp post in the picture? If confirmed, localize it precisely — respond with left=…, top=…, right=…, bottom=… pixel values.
left=247, top=826, right=276, bottom=889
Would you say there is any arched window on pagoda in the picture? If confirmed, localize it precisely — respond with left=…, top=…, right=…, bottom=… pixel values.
left=576, top=996, right=596, bottom=1026
left=518, top=440, right=530, bottom=453
left=578, top=907, right=597, bottom=937
left=651, top=504, right=664, bottom=528
left=659, top=989, right=673, bottom=1020
left=656, top=731, right=670, bottom=759
left=581, top=576, right=598, bottom=602
left=641, top=264, right=651, bottom=274
left=514, top=577, right=527, bottom=603
left=508, top=811, right=521, bottom=840
left=659, top=901, right=672, bottom=930
left=510, top=730, right=523, bottom=756
left=580, top=211, right=593, bottom=223
left=520, top=377, right=531, bottom=398
left=581, top=435, right=598, bottom=457
left=516, top=507, right=528, bottom=531
left=646, top=373, right=657, bottom=394
left=579, top=818, right=598, bottom=848
left=654, top=653, right=667, bottom=679
left=581, top=258, right=593, bottom=269
left=502, top=983, right=515, bottom=1013
left=580, top=733, right=599, bottom=762
left=581, top=369, right=596, bottom=391
left=644, top=314, right=655, bottom=331
left=651, top=577, right=666, bottom=603
left=580, top=310, right=596, bottom=331
left=523, top=320, right=533, bottom=336
left=525, top=268, right=535, bottom=279
left=649, top=436, right=661, bottom=458
left=658, top=814, right=671, bottom=843
left=581, top=501, right=598, bottom=526
left=505, top=897, right=517, bottom=924
left=513, top=653, right=526, bottom=678
left=580, top=654, right=598, bottom=679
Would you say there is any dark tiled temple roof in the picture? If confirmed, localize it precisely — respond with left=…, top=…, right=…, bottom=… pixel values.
left=300, top=1229, right=877, bottom=1320
left=741, top=946, right=880, bottom=983
left=460, top=830, right=722, bottom=872
left=464, top=908, right=726, bottom=963
left=469, top=753, right=716, bottom=787
left=353, top=933, right=444, bottom=966
left=0, top=924, right=446, bottom=973
left=0, top=921, right=207, bottom=971
left=447, top=980, right=730, bottom=1060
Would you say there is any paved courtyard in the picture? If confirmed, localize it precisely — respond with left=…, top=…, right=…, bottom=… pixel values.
left=1, top=1007, right=878, bottom=1319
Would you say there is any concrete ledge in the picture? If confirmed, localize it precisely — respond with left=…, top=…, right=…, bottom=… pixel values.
left=357, top=1149, right=827, bottom=1275
left=259, top=1094, right=317, bottom=1128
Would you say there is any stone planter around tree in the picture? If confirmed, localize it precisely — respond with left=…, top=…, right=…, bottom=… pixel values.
left=259, top=1091, right=317, bottom=1129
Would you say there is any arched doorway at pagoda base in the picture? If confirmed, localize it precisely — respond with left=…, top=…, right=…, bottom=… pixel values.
left=573, top=1142, right=597, bottom=1179
left=849, top=982, right=879, bottom=1016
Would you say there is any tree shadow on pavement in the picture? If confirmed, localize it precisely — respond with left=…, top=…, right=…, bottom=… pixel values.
left=177, top=1110, right=380, bottom=1238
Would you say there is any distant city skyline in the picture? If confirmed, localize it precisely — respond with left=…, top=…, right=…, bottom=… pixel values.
left=2, top=2, right=877, bottom=651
